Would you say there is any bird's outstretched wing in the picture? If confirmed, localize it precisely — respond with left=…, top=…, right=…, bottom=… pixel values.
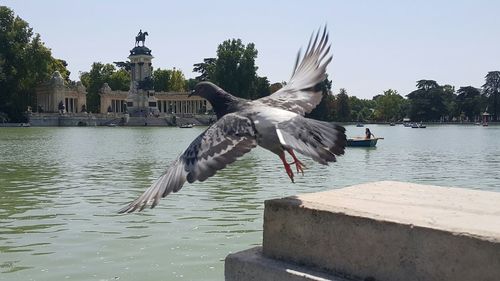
left=118, top=113, right=257, bottom=213
left=258, top=26, right=332, bottom=115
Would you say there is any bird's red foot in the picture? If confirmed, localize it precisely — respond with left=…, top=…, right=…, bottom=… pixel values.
left=279, top=152, right=295, bottom=183
left=286, top=149, right=306, bottom=175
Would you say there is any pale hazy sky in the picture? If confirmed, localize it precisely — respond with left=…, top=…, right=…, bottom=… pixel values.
left=3, top=1, right=500, bottom=99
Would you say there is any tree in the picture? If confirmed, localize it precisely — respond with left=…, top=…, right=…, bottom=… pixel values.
left=192, top=58, right=215, bottom=81
left=482, top=71, right=500, bottom=121
left=373, top=89, right=405, bottom=121
left=307, top=74, right=335, bottom=121
left=79, top=63, right=116, bottom=112
left=441, top=84, right=457, bottom=121
left=416, top=80, right=439, bottom=91
left=50, top=59, right=71, bottom=82
left=456, top=86, right=483, bottom=121
left=153, top=68, right=171, bottom=91
left=349, top=96, right=374, bottom=122
left=169, top=68, right=186, bottom=92
left=212, top=39, right=258, bottom=99
left=336, top=88, right=351, bottom=122
left=254, top=76, right=271, bottom=99
left=185, top=78, right=197, bottom=91
left=108, top=69, right=130, bottom=91
left=0, top=6, right=70, bottom=121
left=407, top=80, right=450, bottom=121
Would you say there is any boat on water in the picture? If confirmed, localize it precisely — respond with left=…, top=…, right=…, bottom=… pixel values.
left=179, top=124, right=194, bottom=128
left=402, top=118, right=411, bottom=127
left=356, top=123, right=364, bottom=127
left=107, top=123, right=118, bottom=127
left=411, top=122, right=426, bottom=128
left=347, top=137, right=383, bottom=147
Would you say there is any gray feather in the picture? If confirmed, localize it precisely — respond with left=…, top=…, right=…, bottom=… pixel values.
left=118, top=113, right=257, bottom=213
left=258, top=26, right=332, bottom=116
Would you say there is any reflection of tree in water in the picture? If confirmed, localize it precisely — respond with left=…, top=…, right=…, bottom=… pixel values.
left=0, top=162, right=63, bottom=271
left=0, top=163, right=60, bottom=223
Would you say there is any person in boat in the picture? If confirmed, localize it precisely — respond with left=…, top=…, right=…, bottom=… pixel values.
left=365, top=128, right=375, bottom=139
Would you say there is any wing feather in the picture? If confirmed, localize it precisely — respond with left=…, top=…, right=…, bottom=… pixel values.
left=118, top=113, right=257, bottom=213
left=258, top=26, right=332, bottom=115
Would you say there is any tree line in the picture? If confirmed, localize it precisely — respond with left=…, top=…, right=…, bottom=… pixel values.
left=1, top=6, right=499, bottom=122
left=0, top=6, right=70, bottom=121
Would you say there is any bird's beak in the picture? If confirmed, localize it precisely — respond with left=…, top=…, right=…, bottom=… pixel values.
left=188, top=90, right=195, bottom=98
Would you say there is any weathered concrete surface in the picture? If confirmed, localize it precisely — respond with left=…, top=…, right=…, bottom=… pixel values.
left=263, top=181, right=500, bottom=281
left=225, top=247, right=355, bottom=281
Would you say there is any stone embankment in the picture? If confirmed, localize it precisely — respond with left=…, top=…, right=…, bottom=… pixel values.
left=226, top=181, right=500, bottom=281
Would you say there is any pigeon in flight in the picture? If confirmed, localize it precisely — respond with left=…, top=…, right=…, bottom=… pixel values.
left=119, top=27, right=346, bottom=213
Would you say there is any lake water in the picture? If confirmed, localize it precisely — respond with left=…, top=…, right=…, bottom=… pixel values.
left=1, top=124, right=499, bottom=281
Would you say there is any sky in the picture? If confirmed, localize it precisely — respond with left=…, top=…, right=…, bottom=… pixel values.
left=3, top=0, right=500, bottom=99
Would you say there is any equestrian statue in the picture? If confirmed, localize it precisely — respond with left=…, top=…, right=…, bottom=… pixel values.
left=135, top=29, right=149, bottom=47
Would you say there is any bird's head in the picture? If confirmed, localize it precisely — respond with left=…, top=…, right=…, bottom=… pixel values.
left=190, top=81, right=239, bottom=119
left=189, top=81, right=222, bottom=99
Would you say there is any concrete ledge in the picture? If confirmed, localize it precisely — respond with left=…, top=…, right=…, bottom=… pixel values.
left=263, top=181, right=500, bottom=281
left=225, top=247, right=355, bottom=281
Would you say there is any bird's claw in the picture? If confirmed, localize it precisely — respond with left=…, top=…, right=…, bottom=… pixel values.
left=285, top=164, right=295, bottom=183
left=290, top=160, right=305, bottom=175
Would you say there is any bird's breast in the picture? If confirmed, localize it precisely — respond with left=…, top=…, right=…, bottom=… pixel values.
left=248, top=107, right=298, bottom=154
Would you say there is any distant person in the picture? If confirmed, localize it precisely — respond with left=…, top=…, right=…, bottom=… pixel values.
left=365, top=128, right=375, bottom=139
left=58, top=101, right=65, bottom=115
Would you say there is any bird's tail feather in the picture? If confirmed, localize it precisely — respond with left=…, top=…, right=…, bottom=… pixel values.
left=276, top=117, right=346, bottom=165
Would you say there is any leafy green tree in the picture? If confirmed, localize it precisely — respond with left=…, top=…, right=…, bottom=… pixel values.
left=213, top=39, right=258, bottom=98
left=50, top=59, right=71, bottom=82
left=456, top=86, right=483, bottom=121
left=373, top=89, right=405, bottom=121
left=349, top=96, right=374, bottom=121
left=336, top=88, right=351, bottom=122
left=254, top=76, right=270, bottom=99
left=170, top=68, right=186, bottom=91
left=482, top=71, right=500, bottom=121
left=441, top=84, right=458, bottom=120
left=113, top=61, right=131, bottom=72
left=79, top=63, right=116, bottom=112
left=153, top=68, right=171, bottom=91
left=407, top=80, right=450, bottom=121
left=416, top=80, right=439, bottom=91
left=307, top=75, right=335, bottom=121
left=186, top=78, right=198, bottom=91
left=0, top=6, right=69, bottom=121
left=108, top=69, right=130, bottom=91
left=193, top=58, right=216, bottom=81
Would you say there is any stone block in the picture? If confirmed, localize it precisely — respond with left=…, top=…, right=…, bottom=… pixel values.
left=225, top=246, right=355, bottom=281
left=263, top=181, right=500, bottom=281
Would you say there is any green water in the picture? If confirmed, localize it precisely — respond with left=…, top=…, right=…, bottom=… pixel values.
left=1, top=125, right=499, bottom=280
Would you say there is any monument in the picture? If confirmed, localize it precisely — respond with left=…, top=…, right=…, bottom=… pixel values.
left=126, top=30, right=157, bottom=117
left=30, top=30, right=214, bottom=126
